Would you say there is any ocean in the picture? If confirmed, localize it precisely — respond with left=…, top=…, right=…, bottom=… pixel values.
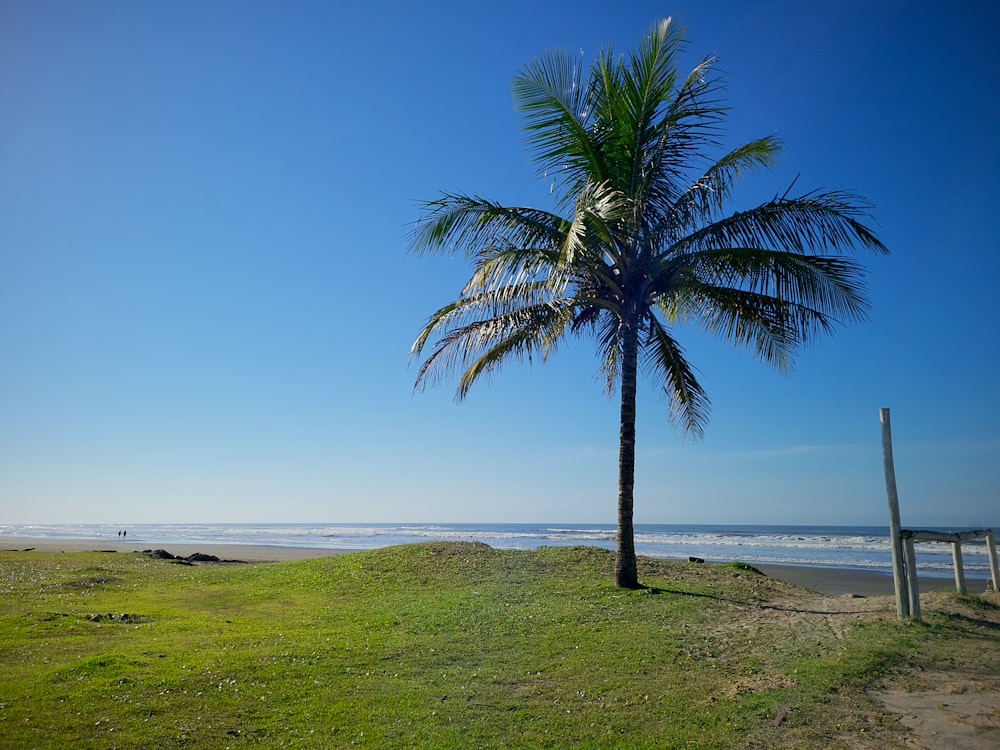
left=2, top=522, right=996, bottom=578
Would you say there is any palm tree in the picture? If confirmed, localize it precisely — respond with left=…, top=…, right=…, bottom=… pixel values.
left=410, top=19, right=887, bottom=588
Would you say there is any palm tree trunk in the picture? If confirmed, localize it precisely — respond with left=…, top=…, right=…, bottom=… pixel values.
left=615, top=320, right=641, bottom=589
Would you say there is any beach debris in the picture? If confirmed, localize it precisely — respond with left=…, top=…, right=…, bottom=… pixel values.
left=141, top=549, right=245, bottom=564
left=186, top=552, right=220, bottom=562
left=772, top=706, right=792, bottom=726
left=688, top=556, right=705, bottom=564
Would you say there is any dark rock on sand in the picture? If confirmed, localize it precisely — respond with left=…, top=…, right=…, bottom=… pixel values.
left=143, top=549, right=245, bottom=564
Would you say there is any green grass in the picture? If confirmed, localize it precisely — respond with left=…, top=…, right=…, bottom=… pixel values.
left=1, top=542, right=997, bottom=748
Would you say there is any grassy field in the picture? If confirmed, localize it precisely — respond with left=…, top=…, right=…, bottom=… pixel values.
left=1, top=542, right=997, bottom=748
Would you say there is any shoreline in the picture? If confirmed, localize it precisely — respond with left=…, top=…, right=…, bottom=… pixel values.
left=1, top=536, right=990, bottom=597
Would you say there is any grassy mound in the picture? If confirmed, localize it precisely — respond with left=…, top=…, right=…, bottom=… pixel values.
left=1, top=542, right=997, bottom=748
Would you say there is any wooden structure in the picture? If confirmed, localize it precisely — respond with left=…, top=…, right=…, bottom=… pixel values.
left=879, top=408, right=1000, bottom=620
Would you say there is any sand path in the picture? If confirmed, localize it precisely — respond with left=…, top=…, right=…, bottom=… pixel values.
left=750, top=587, right=1000, bottom=749
left=879, top=673, right=1000, bottom=749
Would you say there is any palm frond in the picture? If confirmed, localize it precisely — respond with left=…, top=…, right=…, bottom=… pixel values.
left=411, top=276, right=561, bottom=359
left=670, top=283, right=839, bottom=371
left=594, top=313, right=623, bottom=395
left=561, top=179, right=629, bottom=267
left=681, top=247, right=871, bottom=323
left=666, top=135, right=783, bottom=232
left=677, top=189, right=889, bottom=257
left=466, top=245, right=565, bottom=303
left=634, top=53, right=726, bottom=224
left=413, top=300, right=573, bottom=398
left=513, top=49, right=603, bottom=204
left=596, top=19, right=684, bottom=192
left=412, top=193, right=568, bottom=256
left=643, top=317, right=710, bottom=437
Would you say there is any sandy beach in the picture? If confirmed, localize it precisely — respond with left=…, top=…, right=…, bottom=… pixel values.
left=0, top=536, right=351, bottom=562
left=2, top=536, right=990, bottom=597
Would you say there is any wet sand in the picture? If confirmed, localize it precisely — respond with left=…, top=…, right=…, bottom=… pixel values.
left=1, top=536, right=990, bottom=596
left=754, top=563, right=991, bottom=597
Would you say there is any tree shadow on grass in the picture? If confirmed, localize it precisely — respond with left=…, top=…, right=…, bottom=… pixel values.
left=936, top=610, right=1000, bottom=632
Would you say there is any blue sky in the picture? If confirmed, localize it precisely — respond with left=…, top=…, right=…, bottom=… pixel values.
left=2, top=1, right=997, bottom=527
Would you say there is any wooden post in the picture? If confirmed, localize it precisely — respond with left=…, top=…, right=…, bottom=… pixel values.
left=880, top=408, right=909, bottom=617
left=986, top=531, right=1000, bottom=592
left=903, top=537, right=921, bottom=620
left=951, top=542, right=966, bottom=593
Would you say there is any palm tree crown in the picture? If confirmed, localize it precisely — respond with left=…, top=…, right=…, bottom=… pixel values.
left=410, top=19, right=887, bottom=588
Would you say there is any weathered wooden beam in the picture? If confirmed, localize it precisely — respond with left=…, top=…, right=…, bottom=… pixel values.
left=903, top=537, right=921, bottom=620
left=901, top=529, right=991, bottom=543
left=952, top=542, right=967, bottom=593
left=986, top=531, right=1000, bottom=592
left=880, top=408, right=909, bottom=618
